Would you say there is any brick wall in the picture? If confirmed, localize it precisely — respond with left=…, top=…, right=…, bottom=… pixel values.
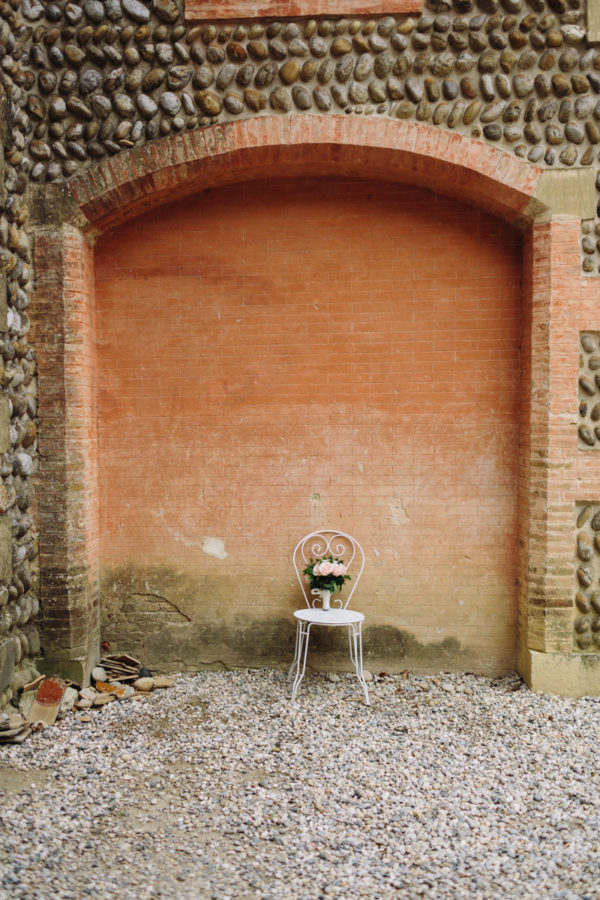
left=95, top=177, right=522, bottom=673
left=32, top=227, right=99, bottom=683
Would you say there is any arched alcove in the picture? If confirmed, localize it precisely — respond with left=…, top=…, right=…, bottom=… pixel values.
left=33, top=116, right=590, bottom=693
left=91, top=174, right=523, bottom=673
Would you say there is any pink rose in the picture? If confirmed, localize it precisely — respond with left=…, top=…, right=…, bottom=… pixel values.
left=332, top=563, right=346, bottom=576
left=313, top=563, right=322, bottom=576
left=319, top=561, right=333, bottom=576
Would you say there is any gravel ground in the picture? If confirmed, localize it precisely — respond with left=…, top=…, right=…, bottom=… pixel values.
left=0, top=668, right=599, bottom=900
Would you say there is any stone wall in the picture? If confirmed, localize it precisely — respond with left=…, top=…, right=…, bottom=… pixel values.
left=0, top=12, right=41, bottom=707
left=1, top=0, right=600, bottom=696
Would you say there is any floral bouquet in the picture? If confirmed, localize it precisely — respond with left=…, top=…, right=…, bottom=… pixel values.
left=303, top=556, right=351, bottom=594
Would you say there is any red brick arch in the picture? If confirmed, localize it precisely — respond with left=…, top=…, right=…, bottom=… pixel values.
left=67, top=116, right=544, bottom=235
left=35, top=113, right=591, bottom=694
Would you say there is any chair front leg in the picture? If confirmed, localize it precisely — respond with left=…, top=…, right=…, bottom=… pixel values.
left=288, top=620, right=303, bottom=682
left=291, top=622, right=312, bottom=701
left=350, top=622, right=370, bottom=706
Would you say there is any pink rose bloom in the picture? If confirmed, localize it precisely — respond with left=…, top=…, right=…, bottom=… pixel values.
left=319, top=561, right=333, bottom=576
left=313, top=563, right=322, bottom=576
left=331, top=563, right=346, bottom=576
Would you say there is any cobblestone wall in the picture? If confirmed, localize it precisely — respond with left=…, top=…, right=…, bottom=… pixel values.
left=2, top=0, right=600, bottom=697
left=0, top=10, right=41, bottom=708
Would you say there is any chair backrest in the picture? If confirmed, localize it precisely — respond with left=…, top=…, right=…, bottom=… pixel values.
left=293, top=530, right=365, bottom=610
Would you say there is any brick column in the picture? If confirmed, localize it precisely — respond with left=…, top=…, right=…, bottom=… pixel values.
left=31, top=225, right=99, bottom=684
left=519, top=216, right=600, bottom=694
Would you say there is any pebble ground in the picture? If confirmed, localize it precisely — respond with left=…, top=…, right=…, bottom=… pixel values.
left=0, top=669, right=599, bottom=900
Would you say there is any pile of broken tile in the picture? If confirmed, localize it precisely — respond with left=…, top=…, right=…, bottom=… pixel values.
left=0, top=654, right=174, bottom=744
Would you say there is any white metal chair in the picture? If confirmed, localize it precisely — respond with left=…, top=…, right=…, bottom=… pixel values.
left=289, top=530, right=369, bottom=705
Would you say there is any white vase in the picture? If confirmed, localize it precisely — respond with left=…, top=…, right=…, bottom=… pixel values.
left=321, top=589, right=331, bottom=611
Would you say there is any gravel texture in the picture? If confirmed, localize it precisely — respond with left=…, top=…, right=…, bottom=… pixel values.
left=0, top=668, right=599, bottom=900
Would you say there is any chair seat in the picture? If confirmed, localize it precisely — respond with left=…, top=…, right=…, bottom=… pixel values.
left=293, top=607, right=364, bottom=626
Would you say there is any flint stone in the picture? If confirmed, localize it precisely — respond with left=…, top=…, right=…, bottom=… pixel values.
left=406, top=78, right=424, bottom=102
left=578, top=534, right=595, bottom=561
left=122, top=0, right=150, bottom=23
left=156, top=43, right=174, bottom=66
left=154, top=0, right=179, bottom=22
left=369, top=34, right=388, bottom=54
left=483, top=123, right=502, bottom=139
left=480, top=74, right=495, bottom=100
left=301, top=60, right=318, bottom=81
left=369, top=80, right=386, bottom=102
left=244, top=89, right=267, bottom=111
left=195, top=90, right=222, bottom=115
left=514, top=74, right=534, bottom=97
left=223, top=92, right=243, bottom=114
left=91, top=95, right=112, bottom=119
left=256, top=61, right=278, bottom=87
left=279, top=59, right=300, bottom=84
left=114, top=93, right=135, bottom=117
left=331, top=84, right=349, bottom=107
left=503, top=124, right=522, bottom=141
left=524, top=122, right=541, bottom=143
left=576, top=591, right=591, bottom=613
left=538, top=99, right=557, bottom=121
left=288, top=39, right=308, bottom=57
left=575, top=96, right=595, bottom=118
left=331, top=37, right=352, bottom=56
left=387, top=77, right=404, bottom=100
left=349, top=81, right=369, bottom=104
left=313, top=87, right=332, bottom=110
left=80, top=69, right=103, bottom=94
left=292, top=85, right=312, bottom=109
left=65, top=44, right=86, bottom=66
left=431, top=53, right=454, bottom=78
left=565, top=122, right=585, bottom=143
left=580, top=375, right=596, bottom=395
left=463, top=100, right=481, bottom=124
left=481, top=99, right=506, bottom=121
left=266, top=40, right=285, bottom=62
left=355, top=54, right=373, bottom=81
left=579, top=425, right=596, bottom=447
left=216, top=63, right=237, bottom=90
left=136, top=94, right=158, bottom=119
left=84, top=0, right=105, bottom=22
left=159, top=92, right=181, bottom=116
left=22, top=0, right=43, bottom=18
left=336, top=55, right=354, bottom=83
left=443, top=80, right=458, bottom=99
left=310, top=36, right=329, bottom=58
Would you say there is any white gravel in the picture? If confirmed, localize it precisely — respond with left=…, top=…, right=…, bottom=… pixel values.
left=0, top=669, right=599, bottom=900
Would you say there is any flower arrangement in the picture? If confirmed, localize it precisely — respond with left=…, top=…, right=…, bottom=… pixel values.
left=303, top=556, right=351, bottom=594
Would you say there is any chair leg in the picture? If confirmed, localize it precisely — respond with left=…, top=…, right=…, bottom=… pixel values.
left=291, top=622, right=311, bottom=701
left=288, top=621, right=302, bottom=682
left=350, top=622, right=370, bottom=705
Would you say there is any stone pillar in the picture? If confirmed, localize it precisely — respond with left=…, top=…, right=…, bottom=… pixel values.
left=31, top=224, right=99, bottom=684
left=519, top=190, right=600, bottom=694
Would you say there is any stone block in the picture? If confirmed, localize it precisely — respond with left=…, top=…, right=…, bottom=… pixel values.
left=0, top=637, right=15, bottom=693
left=534, top=169, right=597, bottom=220
left=588, top=0, right=600, bottom=44
left=0, top=517, right=12, bottom=583
left=524, top=650, right=600, bottom=697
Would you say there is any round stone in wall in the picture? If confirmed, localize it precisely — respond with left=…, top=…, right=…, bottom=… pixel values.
left=122, top=0, right=150, bottom=23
